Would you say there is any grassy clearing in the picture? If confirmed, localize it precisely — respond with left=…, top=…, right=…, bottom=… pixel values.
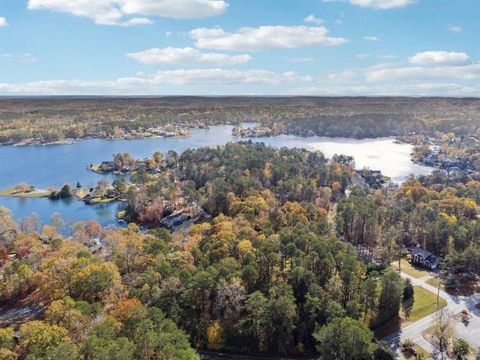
left=404, top=286, right=447, bottom=323
left=394, top=259, right=431, bottom=278
left=0, top=187, right=50, bottom=198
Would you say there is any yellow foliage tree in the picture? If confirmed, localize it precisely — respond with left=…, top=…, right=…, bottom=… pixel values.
left=207, top=321, right=224, bottom=350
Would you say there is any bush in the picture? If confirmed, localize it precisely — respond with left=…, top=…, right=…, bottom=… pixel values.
left=403, top=278, right=414, bottom=301
left=50, top=184, right=73, bottom=200
left=453, top=338, right=470, bottom=359
left=402, top=338, right=414, bottom=353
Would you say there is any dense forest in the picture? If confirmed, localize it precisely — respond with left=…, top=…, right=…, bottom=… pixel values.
left=2, top=109, right=480, bottom=358
left=1, top=97, right=479, bottom=144
left=1, top=143, right=410, bottom=359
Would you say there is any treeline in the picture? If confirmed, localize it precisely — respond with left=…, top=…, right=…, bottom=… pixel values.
left=280, top=115, right=480, bottom=138
left=1, top=97, right=479, bottom=143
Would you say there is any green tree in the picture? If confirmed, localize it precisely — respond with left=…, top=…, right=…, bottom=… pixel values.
left=403, top=278, right=414, bottom=301
left=453, top=338, right=470, bottom=360
left=377, top=269, right=403, bottom=326
left=239, top=291, right=268, bottom=352
left=81, top=336, right=135, bottom=360
left=264, top=285, right=297, bottom=354
left=314, top=317, right=375, bottom=360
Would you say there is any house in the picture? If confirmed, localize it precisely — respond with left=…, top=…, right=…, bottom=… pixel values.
left=442, top=158, right=463, bottom=170
left=411, top=246, right=440, bottom=270
left=422, top=153, right=438, bottom=166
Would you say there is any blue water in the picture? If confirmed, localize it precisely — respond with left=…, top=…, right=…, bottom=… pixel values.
left=0, top=126, right=237, bottom=190
left=0, top=125, right=433, bottom=228
left=0, top=196, right=121, bottom=231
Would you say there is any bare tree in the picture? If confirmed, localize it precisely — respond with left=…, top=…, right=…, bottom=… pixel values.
left=432, top=308, right=453, bottom=360
left=20, top=212, right=42, bottom=233
left=49, top=212, right=65, bottom=232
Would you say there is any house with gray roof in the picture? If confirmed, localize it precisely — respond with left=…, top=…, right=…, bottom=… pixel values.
left=411, top=246, right=440, bottom=270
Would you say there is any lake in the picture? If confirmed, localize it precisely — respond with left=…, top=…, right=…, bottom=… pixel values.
left=0, top=125, right=433, bottom=228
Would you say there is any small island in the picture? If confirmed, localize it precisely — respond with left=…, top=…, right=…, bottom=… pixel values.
left=0, top=181, right=121, bottom=206
left=0, top=183, right=50, bottom=198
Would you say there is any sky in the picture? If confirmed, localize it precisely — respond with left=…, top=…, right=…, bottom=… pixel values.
left=0, top=0, right=478, bottom=96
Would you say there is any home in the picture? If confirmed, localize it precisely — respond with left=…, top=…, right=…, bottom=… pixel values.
left=442, top=158, right=463, bottom=170
left=411, top=246, right=440, bottom=270
left=422, top=153, right=438, bottom=166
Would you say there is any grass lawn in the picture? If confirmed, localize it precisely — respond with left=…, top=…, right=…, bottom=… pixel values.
left=0, top=187, right=50, bottom=198
left=405, top=286, right=447, bottom=323
left=426, top=276, right=442, bottom=289
left=376, top=285, right=446, bottom=338
left=394, top=259, right=431, bottom=278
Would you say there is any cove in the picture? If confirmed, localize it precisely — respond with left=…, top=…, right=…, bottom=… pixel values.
left=0, top=125, right=433, bottom=228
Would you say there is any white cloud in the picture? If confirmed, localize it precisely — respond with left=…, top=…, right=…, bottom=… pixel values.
left=366, top=63, right=480, bottom=82
left=408, top=51, right=470, bottom=66
left=364, top=35, right=379, bottom=41
left=317, top=52, right=480, bottom=95
left=0, top=17, right=7, bottom=27
left=304, top=14, right=323, bottom=25
left=2, top=66, right=477, bottom=97
left=27, top=0, right=228, bottom=25
left=119, top=0, right=228, bottom=18
left=357, top=53, right=397, bottom=60
left=328, top=70, right=357, bottom=81
left=0, top=69, right=311, bottom=95
left=448, top=25, right=462, bottom=33
left=190, top=25, right=348, bottom=51
left=127, top=47, right=252, bottom=65
left=357, top=53, right=371, bottom=59
left=377, top=54, right=397, bottom=59
left=122, top=17, right=153, bottom=26
left=289, top=82, right=480, bottom=96
left=0, top=53, right=38, bottom=63
left=322, top=0, right=415, bottom=9
left=350, top=0, right=415, bottom=9
left=150, top=69, right=311, bottom=85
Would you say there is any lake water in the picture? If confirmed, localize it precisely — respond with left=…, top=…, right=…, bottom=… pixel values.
left=0, top=125, right=433, bottom=229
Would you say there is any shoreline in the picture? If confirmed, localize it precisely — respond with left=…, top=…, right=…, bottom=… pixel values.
left=0, top=188, right=50, bottom=198
left=2, top=132, right=192, bottom=147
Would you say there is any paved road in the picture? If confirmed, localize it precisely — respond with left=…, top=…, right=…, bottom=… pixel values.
left=383, top=271, right=480, bottom=357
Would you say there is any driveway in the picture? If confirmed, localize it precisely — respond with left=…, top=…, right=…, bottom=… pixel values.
left=383, top=271, right=480, bottom=357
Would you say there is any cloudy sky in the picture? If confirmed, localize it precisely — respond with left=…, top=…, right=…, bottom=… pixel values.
left=0, top=0, right=478, bottom=96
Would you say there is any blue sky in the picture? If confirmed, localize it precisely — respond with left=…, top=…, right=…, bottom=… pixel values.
left=0, top=0, right=478, bottom=96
